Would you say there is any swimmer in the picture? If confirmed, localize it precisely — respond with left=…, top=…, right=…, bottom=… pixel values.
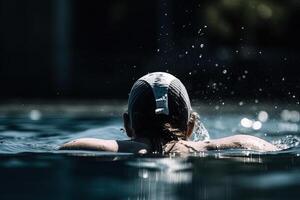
left=59, top=72, right=279, bottom=154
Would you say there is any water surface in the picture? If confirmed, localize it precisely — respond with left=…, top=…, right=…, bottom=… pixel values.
left=0, top=102, right=300, bottom=200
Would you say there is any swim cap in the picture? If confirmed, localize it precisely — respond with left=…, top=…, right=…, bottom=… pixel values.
left=128, top=72, right=192, bottom=131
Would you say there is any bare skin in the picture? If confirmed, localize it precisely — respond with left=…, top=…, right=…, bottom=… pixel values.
left=167, top=135, right=279, bottom=153
left=59, top=112, right=280, bottom=153
left=59, top=134, right=279, bottom=153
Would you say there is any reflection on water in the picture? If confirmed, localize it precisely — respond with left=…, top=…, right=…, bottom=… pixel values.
left=128, top=158, right=192, bottom=199
left=0, top=103, right=300, bottom=199
left=1, top=151, right=300, bottom=200
left=128, top=159, right=193, bottom=199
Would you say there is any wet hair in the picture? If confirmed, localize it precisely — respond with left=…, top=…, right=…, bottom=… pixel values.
left=127, top=72, right=192, bottom=152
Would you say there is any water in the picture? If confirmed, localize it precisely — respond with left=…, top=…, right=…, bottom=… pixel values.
left=0, top=102, right=300, bottom=200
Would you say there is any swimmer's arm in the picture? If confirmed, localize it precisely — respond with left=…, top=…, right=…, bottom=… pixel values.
left=205, top=135, right=280, bottom=152
left=59, top=138, right=119, bottom=152
left=59, top=138, right=150, bottom=153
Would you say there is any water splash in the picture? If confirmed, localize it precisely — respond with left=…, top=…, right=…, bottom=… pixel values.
left=272, top=135, right=300, bottom=150
left=191, top=112, right=210, bottom=141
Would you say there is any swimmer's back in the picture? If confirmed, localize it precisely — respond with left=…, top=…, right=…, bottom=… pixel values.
left=59, top=135, right=279, bottom=154
left=163, top=135, right=279, bottom=153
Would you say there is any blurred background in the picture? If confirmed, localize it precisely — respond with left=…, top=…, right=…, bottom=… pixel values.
left=1, top=0, right=300, bottom=103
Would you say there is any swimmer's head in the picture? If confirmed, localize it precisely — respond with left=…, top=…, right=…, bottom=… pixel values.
left=123, top=72, right=195, bottom=140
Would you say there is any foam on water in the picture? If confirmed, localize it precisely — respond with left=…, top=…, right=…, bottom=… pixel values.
left=191, top=112, right=210, bottom=141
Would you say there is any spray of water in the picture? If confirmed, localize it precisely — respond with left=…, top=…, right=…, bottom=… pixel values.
left=273, top=135, right=300, bottom=150
left=191, top=112, right=210, bottom=141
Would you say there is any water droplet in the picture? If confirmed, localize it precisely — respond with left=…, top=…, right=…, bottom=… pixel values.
left=222, top=70, right=227, bottom=74
left=281, top=110, right=300, bottom=122
left=199, top=54, right=202, bottom=58
left=241, top=118, right=253, bottom=128
left=29, top=110, right=41, bottom=121
left=200, top=44, right=204, bottom=48
left=212, top=83, right=217, bottom=89
left=258, top=111, right=268, bottom=122
left=191, top=45, right=195, bottom=48
left=252, top=121, right=262, bottom=130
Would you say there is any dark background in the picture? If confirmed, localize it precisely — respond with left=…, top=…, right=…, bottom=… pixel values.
left=1, top=0, right=300, bottom=103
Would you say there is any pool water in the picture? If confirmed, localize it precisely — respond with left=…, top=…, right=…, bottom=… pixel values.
left=0, top=102, right=300, bottom=200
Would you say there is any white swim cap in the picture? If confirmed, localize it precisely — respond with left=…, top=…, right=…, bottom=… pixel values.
left=128, top=72, right=192, bottom=130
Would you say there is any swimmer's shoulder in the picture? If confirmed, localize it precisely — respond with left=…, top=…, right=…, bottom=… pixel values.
left=59, top=134, right=279, bottom=154
left=59, top=138, right=119, bottom=152
left=163, top=134, right=279, bottom=154
left=207, top=134, right=280, bottom=152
